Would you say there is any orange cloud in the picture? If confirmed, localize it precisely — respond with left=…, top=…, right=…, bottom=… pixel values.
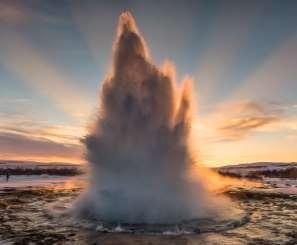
left=198, top=100, right=282, bottom=142
left=192, top=100, right=297, bottom=166
left=0, top=132, right=83, bottom=163
left=0, top=124, right=85, bottom=145
left=0, top=114, right=86, bottom=163
left=217, top=101, right=281, bottom=141
left=218, top=116, right=278, bottom=140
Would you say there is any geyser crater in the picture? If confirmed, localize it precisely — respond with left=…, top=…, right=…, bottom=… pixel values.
left=74, top=11, right=245, bottom=233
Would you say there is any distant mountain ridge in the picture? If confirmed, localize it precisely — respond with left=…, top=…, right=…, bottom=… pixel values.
left=0, top=160, right=84, bottom=176
left=0, top=160, right=83, bottom=167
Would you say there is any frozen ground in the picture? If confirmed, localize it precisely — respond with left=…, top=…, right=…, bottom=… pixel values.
left=0, top=175, right=76, bottom=188
left=0, top=162, right=296, bottom=244
left=218, top=162, right=297, bottom=177
left=0, top=160, right=85, bottom=189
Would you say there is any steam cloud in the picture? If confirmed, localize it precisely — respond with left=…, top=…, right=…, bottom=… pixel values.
left=79, top=12, right=224, bottom=224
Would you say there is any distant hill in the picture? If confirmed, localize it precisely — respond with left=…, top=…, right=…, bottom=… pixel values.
left=218, top=162, right=297, bottom=179
left=0, top=160, right=85, bottom=176
left=0, top=159, right=83, bottom=167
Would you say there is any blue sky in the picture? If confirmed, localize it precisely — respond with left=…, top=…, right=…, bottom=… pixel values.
left=0, top=0, right=296, bottom=165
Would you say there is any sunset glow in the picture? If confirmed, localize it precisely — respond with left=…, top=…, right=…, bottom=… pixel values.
left=0, top=1, right=296, bottom=167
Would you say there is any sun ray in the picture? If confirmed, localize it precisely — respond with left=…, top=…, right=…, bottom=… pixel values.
left=230, top=34, right=297, bottom=101
left=0, top=30, right=93, bottom=119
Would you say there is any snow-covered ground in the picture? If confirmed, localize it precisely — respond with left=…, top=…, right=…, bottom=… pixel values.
left=219, top=162, right=297, bottom=176
left=219, top=162, right=297, bottom=196
left=1, top=160, right=297, bottom=195
left=0, top=160, right=86, bottom=189
left=0, top=175, right=77, bottom=188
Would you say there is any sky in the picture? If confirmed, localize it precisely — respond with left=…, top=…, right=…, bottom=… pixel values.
left=0, top=0, right=296, bottom=166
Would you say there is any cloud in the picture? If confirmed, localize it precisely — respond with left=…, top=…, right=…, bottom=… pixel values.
left=0, top=1, right=68, bottom=25
left=0, top=109, right=86, bottom=145
left=0, top=124, right=85, bottom=145
left=0, top=112, right=86, bottom=162
left=0, top=132, right=82, bottom=163
left=204, top=100, right=282, bottom=141
left=0, top=1, right=28, bottom=24
left=269, top=116, right=297, bottom=133
left=218, top=116, right=278, bottom=140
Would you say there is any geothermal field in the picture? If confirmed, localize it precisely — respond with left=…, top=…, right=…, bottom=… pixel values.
left=0, top=161, right=297, bottom=244
left=0, top=5, right=297, bottom=245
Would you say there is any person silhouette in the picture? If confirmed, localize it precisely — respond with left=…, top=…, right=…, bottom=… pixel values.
left=6, top=170, right=10, bottom=182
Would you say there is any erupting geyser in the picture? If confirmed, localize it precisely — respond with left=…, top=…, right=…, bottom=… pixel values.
left=79, top=12, right=227, bottom=224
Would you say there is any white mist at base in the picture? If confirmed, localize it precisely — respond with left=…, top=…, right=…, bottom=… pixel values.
left=77, top=12, right=230, bottom=224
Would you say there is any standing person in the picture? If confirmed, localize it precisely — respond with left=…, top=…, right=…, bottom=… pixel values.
left=6, top=170, right=10, bottom=182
